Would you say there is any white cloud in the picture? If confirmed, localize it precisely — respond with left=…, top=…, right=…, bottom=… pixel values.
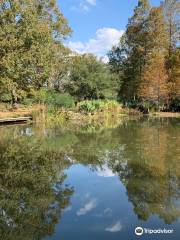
left=104, top=208, right=113, bottom=217
left=76, top=199, right=97, bottom=216
left=71, top=0, right=97, bottom=12
left=68, top=28, right=124, bottom=57
left=71, top=2, right=89, bottom=12
left=97, top=164, right=115, bottom=177
left=86, top=0, right=97, bottom=6
left=80, top=2, right=89, bottom=11
left=105, top=221, right=123, bottom=233
left=100, top=55, right=109, bottom=63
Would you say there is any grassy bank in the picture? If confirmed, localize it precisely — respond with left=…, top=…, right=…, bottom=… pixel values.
left=0, top=103, right=43, bottom=119
left=30, top=100, right=129, bottom=126
left=0, top=100, right=179, bottom=127
left=0, top=100, right=129, bottom=125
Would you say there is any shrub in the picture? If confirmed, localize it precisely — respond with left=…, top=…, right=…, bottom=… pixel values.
left=21, top=98, right=34, bottom=106
left=78, top=101, right=96, bottom=113
left=52, top=93, right=75, bottom=109
left=78, top=100, right=121, bottom=113
left=33, top=89, right=75, bottom=109
left=169, top=98, right=180, bottom=112
left=0, top=93, right=12, bottom=102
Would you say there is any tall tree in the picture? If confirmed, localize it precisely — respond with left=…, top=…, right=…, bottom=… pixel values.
left=137, top=6, right=169, bottom=107
left=121, top=0, right=151, bottom=101
left=163, top=0, right=180, bottom=102
left=138, top=51, right=168, bottom=106
left=163, top=0, right=180, bottom=56
left=109, top=0, right=151, bottom=102
left=0, top=0, right=71, bottom=106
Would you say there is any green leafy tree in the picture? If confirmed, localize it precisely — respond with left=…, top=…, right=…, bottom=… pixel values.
left=66, top=54, right=119, bottom=100
left=0, top=0, right=71, bottom=106
left=122, top=0, right=151, bottom=101
left=109, top=0, right=151, bottom=102
left=109, top=0, right=179, bottom=110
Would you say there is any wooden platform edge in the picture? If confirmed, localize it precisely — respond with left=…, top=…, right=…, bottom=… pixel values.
left=0, top=116, right=32, bottom=124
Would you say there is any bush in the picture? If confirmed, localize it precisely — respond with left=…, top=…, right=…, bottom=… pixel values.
left=33, top=89, right=75, bottom=109
left=169, top=98, right=180, bottom=112
left=78, top=100, right=120, bottom=113
left=52, top=93, right=75, bottom=109
left=78, top=101, right=97, bottom=113
left=21, top=98, right=34, bottom=106
left=0, top=93, right=12, bottom=102
left=124, top=100, right=169, bottom=113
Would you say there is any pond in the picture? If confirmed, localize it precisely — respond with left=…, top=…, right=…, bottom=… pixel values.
left=0, top=117, right=179, bottom=240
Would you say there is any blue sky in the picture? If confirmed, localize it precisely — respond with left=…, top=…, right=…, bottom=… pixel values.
left=57, top=0, right=163, bottom=58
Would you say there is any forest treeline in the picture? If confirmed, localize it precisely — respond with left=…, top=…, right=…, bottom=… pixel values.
left=109, top=0, right=180, bottom=111
left=0, top=0, right=179, bottom=112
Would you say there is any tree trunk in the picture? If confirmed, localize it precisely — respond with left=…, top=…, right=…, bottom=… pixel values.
left=11, top=89, right=17, bottom=108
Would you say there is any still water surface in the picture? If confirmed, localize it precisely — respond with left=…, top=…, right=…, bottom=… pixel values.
left=0, top=117, right=180, bottom=240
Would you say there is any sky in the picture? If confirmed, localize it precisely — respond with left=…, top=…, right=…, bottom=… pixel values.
left=57, top=0, right=163, bottom=59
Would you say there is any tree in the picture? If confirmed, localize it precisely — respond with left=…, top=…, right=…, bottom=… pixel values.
left=169, top=48, right=180, bottom=98
left=121, top=0, right=151, bottom=101
left=109, top=0, right=151, bottom=102
left=163, top=0, right=180, bottom=104
left=138, top=51, right=168, bottom=107
left=66, top=54, right=119, bottom=100
left=0, top=0, right=71, bottom=106
left=108, top=0, right=179, bottom=110
left=163, top=0, right=180, bottom=56
left=137, top=6, right=169, bottom=107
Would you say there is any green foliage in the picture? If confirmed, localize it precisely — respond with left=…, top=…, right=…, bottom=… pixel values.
left=0, top=93, right=12, bottom=102
left=169, top=98, right=180, bottom=112
left=109, top=0, right=179, bottom=111
left=66, top=54, right=119, bottom=100
left=49, top=92, right=75, bottom=109
left=78, top=101, right=97, bottom=113
left=21, top=97, right=34, bottom=106
left=125, top=100, right=166, bottom=112
left=0, top=0, right=71, bottom=104
left=33, top=89, right=75, bottom=109
left=1, top=0, right=179, bottom=113
left=78, top=100, right=121, bottom=113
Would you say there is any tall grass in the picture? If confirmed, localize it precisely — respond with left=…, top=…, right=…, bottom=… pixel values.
left=31, top=107, right=70, bottom=125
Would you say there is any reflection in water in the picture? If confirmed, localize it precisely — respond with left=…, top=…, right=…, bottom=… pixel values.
left=0, top=136, right=74, bottom=240
left=0, top=117, right=179, bottom=239
left=108, top=119, right=180, bottom=224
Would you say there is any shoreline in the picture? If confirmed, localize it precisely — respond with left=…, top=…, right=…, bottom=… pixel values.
left=0, top=105, right=180, bottom=126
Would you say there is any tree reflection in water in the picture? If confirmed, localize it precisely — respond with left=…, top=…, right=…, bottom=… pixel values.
left=0, top=117, right=179, bottom=239
left=62, top=118, right=180, bottom=225
left=106, top=118, right=180, bottom=224
left=0, top=137, right=74, bottom=240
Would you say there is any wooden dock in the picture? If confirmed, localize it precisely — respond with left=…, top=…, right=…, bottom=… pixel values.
left=0, top=116, right=32, bottom=124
